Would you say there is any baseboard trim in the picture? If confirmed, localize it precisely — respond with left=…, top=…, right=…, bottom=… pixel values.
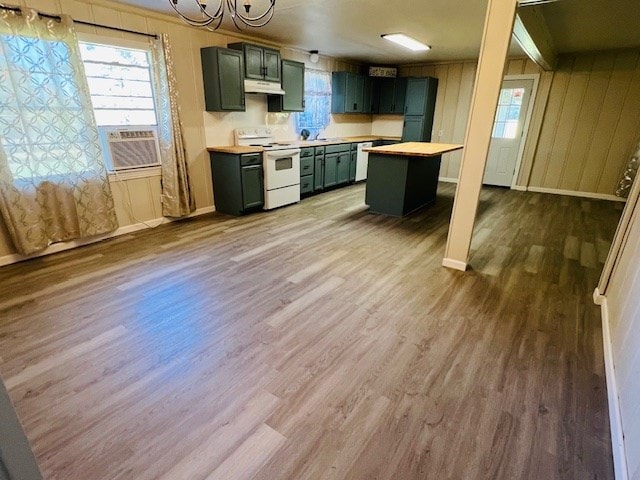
left=526, top=186, right=626, bottom=202
left=598, top=296, right=629, bottom=480
left=438, top=177, right=459, bottom=184
left=0, top=205, right=216, bottom=267
left=511, top=185, right=527, bottom=192
left=442, top=257, right=467, bottom=271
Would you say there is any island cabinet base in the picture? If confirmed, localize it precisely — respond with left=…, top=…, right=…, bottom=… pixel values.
left=365, top=153, right=442, bottom=216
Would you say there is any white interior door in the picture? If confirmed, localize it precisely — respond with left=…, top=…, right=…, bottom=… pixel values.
left=483, top=78, right=534, bottom=187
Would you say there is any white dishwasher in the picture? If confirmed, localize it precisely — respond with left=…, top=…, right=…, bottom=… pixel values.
left=355, top=142, right=372, bottom=182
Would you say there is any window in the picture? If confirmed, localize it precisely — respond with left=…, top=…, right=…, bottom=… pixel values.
left=295, top=69, right=331, bottom=138
left=492, top=87, right=524, bottom=139
left=78, top=40, right=157, bottom=127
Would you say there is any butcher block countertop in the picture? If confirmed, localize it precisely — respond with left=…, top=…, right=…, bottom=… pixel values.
left=206, top=136, right=402, bottom=154
left=364, top=142, right=464, bottom=157
left=207, top=145, right=264, bottom=154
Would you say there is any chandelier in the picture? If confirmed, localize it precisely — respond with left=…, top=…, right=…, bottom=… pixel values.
left=170, top=0, right=276, bottom=30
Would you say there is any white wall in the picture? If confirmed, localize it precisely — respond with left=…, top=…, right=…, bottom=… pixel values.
left=600, top=180, right=640, bottom=479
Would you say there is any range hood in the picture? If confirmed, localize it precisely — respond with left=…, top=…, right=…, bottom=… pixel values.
left=244, top=78, right=285, bottom=95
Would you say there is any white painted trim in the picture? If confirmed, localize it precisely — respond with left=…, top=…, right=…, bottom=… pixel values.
left=598, top=297, right=629, bottom=480
left=442, top=257, right=468, bottom=271
left=593, top=287, right=605, bottom=306
left=0, top=205, right=216, bottom=267
left=526, top=186, right=626, bottom=202
left=511, top=185, right=527, bottom=192
left=438, top=176, right=459, bottom=184
left=501, top=74, right=540, bottom=190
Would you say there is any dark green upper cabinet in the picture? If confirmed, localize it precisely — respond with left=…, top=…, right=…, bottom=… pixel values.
left=332, top=72, right=372, bottom=114
left=200, top=47, right=245, bottom=112
left=377, top=77, right=407, bottom=115
left=228, top=42, right=281, bottom=82
left=268, top=59, right=305, bottom=112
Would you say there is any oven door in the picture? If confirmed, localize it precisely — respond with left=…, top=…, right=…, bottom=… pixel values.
left=263, top=149, right=301, bottom=190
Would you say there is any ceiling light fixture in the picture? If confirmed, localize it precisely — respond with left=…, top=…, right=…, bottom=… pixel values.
left=309, top=50, right=320, bottom=63
left=169, top=0, right=276, bottom=30
left=381, top=33, right=431, bottom=52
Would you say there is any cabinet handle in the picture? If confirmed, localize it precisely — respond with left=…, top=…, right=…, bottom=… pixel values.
left=353, top=103, right=357, bottom=110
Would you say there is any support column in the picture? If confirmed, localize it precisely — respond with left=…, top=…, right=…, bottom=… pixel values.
left=442, top=0, right=519, bottom=271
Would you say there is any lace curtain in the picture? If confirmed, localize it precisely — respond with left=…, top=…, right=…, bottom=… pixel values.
left=0, top=8, right=117, bottom=255
left=150, top=34, right=195, bottom=218
left=616, top=140, right=640, bottom=199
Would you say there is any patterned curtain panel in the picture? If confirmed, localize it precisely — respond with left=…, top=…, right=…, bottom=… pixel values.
left=150, top=34, right=195, bottom=218
left=616, top=140, right=640, bottom=199
left=0, top=9, right=118, bottom=255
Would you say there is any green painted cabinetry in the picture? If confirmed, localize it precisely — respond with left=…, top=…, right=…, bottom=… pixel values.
left=377, top=77, right=407, bottom=115
left=200, top=47, right=245, bottom=112
left=314, top=146, right=325, bottom=191
left=401, top=77, right=438, bottom=142
left=209, top=152, right=263, bottom=215
left=228, top=42, right=281, bottom=82
left=268, top=59, right=305, bottom=112
left=332, top=72, right=370, bottom=114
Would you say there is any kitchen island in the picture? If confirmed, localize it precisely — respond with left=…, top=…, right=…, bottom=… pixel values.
left=363, top=142, right=463, bottom=216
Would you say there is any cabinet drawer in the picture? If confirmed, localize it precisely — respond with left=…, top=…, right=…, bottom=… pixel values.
left=300, top=174, right=314, bottom=194
left=300, top=147, right=314, bottom=158
left=300, top=156, right=314, bottom=175
left=240, top=154, right=262, bottom=166
left=314, top=146, right=325, bottom=155
left=325, top=143, right=350, bottom=154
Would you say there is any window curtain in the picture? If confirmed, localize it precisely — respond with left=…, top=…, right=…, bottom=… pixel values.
left=615, top=139, right=640, bottom=199
left=0, top=8, right=117, bottom=255
left=295, top=69, right=331, bottom=138
left=150, top=34, right=195, bottom=218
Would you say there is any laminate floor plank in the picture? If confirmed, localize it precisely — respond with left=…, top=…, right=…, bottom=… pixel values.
left=0, top=183, right=621, bottom=479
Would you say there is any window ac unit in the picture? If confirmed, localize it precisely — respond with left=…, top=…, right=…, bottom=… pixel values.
left=99, top=126, right=161, bottom=171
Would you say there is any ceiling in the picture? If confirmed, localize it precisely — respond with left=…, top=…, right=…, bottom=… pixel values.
left=113, top=0, right=640, bottom=64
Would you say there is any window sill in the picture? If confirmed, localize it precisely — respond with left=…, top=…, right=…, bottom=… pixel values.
left=108, top=166, right=162, bottom=182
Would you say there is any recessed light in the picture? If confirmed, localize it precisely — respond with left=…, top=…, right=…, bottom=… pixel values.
left=381, top=33, right=431, bottom=52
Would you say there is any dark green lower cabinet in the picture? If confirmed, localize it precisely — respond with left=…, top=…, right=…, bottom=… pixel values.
left=336, top=152, right=350, bottom=185
left=324, top=153, right=338, bottom=188
left=240, top=163, right=264, bottom=209
left=349, top=151, right=357, bottom=182
left=209, top=152, right=263, bottom=215
left=300, top=174, right=313, bottom=194
left=314, top=156, right=324, bottom=190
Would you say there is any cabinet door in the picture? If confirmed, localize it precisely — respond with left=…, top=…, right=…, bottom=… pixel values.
left=392, top=77, right=408, bottom=114
left=217, top=49, right=245, bottom=111
left=244, top=44, right=264, bottom=80
left=281, top=60, right=304, bottom=112
left=314, top=156, right=324, bottom=190
left=263, top=48, right=281, bottom=82
left=369, top=77, right=381, bottom=113
left=324, top=153, right=338, bottom=188
left=405, top=78, right=428, bottom=116
left=336, top=152, right=350, bottom=184
left=402, top=116, right=426, bottom=142
left=378, top=78, right=395, bottom=114
left=345, top=73, right=360, bottom=113
left=349, top=151, right=357, bottom=182
left=241, top=164, right=264, bottom=209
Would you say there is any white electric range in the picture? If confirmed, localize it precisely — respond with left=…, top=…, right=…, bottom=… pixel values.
left=234, top=127, right=301, bottom=210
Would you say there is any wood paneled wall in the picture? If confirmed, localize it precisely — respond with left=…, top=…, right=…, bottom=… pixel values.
left=528, top=50, right=640, bottom=195
left=400, top=50, right=640, bottom=197
left=604, top=200, right=640, bottom=479
left=399, top=58, right=541, bottom=180
left=0, top=0, right=362, bottom=260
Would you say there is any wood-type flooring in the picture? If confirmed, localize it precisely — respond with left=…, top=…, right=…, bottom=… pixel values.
left=0, top=183, right=623, bottom=479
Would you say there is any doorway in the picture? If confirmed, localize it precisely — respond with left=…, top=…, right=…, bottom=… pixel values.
left=484, top=75, right=538, bottom=187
